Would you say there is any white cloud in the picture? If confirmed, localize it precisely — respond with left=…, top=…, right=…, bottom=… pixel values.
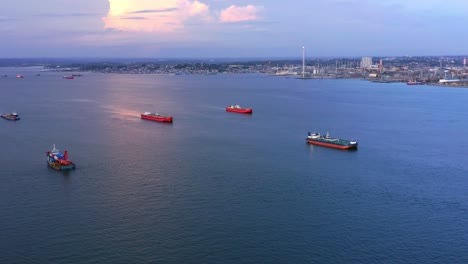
left=104, top=0, right=210, bottom=32
left=219, top=5, right=263, bottom=23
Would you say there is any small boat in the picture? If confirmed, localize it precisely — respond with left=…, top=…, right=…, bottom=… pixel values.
left=16, top=75, right=24, bottom=78
left=35, top=74, right=41, bottom=76
left=226, top=104, right=253, bottom=114
left=72, top=74, right=83, bottom=77
left=1, top=75, right=7, bottom=77
left=406, top=80, right=423, bottom=85
left=1, top=112, right=20, bottom=121
left=63, top=75, right=74, bottom=79
left=141, top=112, right=173, bottom=123
left=306, top=132, right=357, bottom=150
left=46, top=144, right=76, bottom=171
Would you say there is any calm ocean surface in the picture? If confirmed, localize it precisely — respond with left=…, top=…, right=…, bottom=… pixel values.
left=1, top=67, right=468, bottom=263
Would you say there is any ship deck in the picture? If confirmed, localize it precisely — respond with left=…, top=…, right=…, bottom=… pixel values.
left=307, top=137, right=354, bottom=146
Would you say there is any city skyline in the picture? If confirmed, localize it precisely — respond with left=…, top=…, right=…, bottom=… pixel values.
left=1, top=0, right=468, bottom=58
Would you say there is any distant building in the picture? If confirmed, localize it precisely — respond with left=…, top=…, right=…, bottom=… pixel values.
left=360, top=57, right=373, bottom=69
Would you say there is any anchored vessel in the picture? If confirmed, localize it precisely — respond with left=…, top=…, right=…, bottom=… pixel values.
left=406, top=81, right=423, bottom=85
left=226, top=104, right=253, bottom=114
left=63, top=75, right=74, bottom=79
left=16, top=75, right=24, bottom=78
left=1, top=112, right=20, bottom=121
left=46, top=144, right=76, bottom=170
left=306, top=132, right=357, bottom=150
left=141, top=112, right=173, bottom=123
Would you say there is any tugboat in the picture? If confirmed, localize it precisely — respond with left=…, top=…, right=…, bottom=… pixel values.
left=63, top=75, right=74, bottom=79
left=46, top=144, right=76, bottom=170
left=1, top=112, right=20, bottom=121
left=226, top=104, right=253, bottom=114
left=141, top=112, right=173, bottom=123
left=306, top=132, right=357, bottom=150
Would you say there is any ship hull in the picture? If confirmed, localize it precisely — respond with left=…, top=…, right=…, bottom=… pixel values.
left=306, top=139, right=357, bottom=150
left=226, top=108, right=253, bottom=114
left=1, top=115, right=20, bottom=121
left=47, top=160, right=76, bottom=171
left=141, top=114, right=173, bottom=123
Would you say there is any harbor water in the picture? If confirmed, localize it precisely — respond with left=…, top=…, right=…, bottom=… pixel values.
left=1, top=68, right=468, bottom=263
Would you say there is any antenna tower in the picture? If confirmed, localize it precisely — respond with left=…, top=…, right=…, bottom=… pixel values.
left=302, top=46, right=305, bottom=78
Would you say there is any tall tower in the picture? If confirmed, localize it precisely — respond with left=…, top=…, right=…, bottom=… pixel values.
left=302, top=46, right=305, bottom=78
left=379, top=58, right=383, bottom=73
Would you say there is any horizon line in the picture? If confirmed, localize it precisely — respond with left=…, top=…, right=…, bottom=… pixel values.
left=1, top=55, right=467, bottom=60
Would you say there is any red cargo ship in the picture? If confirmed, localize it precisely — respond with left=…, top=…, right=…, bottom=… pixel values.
left=226, top=104, right=253, bottom=114
left=141, top=112, right=173, bottom=123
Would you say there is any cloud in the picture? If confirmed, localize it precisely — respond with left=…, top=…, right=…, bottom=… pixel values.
left=121, top=17, right=147, bottom=20
left=182, top=0, right=209, bottom=16
left=103, top=0, right=210, bottom=33
left=219, top=5, right=262, bottom=23
left=127, top=8, right=179, bottom=14
left=35, top=12, right=102, bottom=18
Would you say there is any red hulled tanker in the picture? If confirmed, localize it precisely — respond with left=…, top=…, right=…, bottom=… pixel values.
left=141, top=112, right=173, bottom=123
left=226, top=105, right=253, bottom=114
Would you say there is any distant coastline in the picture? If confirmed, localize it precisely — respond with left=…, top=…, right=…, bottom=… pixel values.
left=2, top=56, right=468, bottom=87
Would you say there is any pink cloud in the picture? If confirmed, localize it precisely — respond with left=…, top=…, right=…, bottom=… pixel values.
left=103, top=0, right=210, bottom=33
left=219, top=5, right=262, bottom=23
left=183, top=0, right=209, bottom=16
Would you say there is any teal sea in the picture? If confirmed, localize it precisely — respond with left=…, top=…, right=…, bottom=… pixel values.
left=1, top=67, right=468, bottom=263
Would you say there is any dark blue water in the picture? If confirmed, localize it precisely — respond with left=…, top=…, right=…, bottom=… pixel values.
left=1, top=67, right=468, bottom=263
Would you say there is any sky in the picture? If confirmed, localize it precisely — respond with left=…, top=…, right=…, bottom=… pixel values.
left=1, top=0, right=468, bottom=58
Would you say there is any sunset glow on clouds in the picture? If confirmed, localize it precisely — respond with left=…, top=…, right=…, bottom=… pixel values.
left=219, top=5, right=263, bottom=23
left=103, top=0, right=262, bottom=33
left=103, top=0, right=210, bottom=32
